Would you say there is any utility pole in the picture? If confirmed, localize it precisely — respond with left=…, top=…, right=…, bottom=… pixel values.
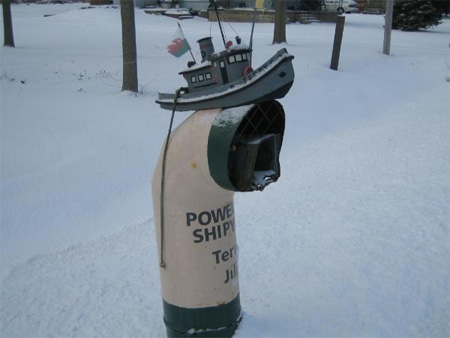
left=383, top=0, right=394, bottom=55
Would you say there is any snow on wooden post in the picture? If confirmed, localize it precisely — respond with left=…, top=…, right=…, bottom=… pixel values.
left=330, top=15, right=346, bottom=71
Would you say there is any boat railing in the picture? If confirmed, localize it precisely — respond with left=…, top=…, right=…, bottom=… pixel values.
left=243, top=48, right=289, bottom=83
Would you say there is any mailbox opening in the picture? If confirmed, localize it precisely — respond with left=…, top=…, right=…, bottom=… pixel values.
left=229, top=133, right=282, bottom=191
left=208, top=100, right=285, bottom=192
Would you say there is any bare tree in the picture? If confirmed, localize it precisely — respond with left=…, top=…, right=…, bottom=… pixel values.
left=272, top=0, right=286, bottom=44
left=120, top=0, right=138, bottom=92
left=2, top=0, right=15, bottom=47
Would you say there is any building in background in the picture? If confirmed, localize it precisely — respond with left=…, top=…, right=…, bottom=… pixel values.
left=111, top=0, right=210, bottom=10
left=109, top=0, right=388, bottom=12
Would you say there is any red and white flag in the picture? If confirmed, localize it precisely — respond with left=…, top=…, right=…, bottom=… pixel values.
left=167, top=23, right=191, bottom=58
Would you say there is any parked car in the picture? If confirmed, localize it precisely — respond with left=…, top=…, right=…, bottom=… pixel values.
left=322, top=0, right=358, bottom=13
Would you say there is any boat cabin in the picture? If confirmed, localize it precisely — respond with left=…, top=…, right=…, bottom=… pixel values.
left=179, top=36, right=252, bottom=93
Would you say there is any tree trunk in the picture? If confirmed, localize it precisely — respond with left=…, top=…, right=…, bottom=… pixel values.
left=120, top=0, right=138, bottom=92
left=383, top=0, right=393, bottom=55
left=272, top=0, right=286, bottom=44
left=2, top=0, right=15, bottom=47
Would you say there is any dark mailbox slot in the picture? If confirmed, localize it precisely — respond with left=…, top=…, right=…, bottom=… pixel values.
left=208, top=100, right=285, bottom=192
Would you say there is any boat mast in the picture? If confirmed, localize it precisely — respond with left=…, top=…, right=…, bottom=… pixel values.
left=210, top=0, right=227, bottom=48
left=249, top=8, right=257, bottom=67
left=177, top=22, right=196, bottom=63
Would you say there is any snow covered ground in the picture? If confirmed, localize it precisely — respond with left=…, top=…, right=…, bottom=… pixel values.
left=1, top=4, right=449, bottom=337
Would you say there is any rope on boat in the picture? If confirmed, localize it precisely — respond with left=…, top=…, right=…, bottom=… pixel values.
left=211, top=0, right=227, bottom=48
left=221, top=10, right=239, bottom=38
left=159, top=88, right=182, bottom=269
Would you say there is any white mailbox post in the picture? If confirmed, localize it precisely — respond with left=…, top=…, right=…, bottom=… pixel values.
left=152, top=101, right=285, bottom=337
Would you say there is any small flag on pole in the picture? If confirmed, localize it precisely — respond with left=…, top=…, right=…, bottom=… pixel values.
left=255, top=0, right=264, bottom=9
left=167, top=23, right=191, bottom=58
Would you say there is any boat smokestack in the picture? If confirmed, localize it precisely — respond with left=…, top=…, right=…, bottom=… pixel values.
left=197, top=37, right=215, bottom=62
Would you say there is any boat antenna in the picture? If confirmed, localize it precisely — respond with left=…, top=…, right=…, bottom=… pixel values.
left=210, top=0, right=227, bottom=48
left=249, top=11, right=256, bottom=67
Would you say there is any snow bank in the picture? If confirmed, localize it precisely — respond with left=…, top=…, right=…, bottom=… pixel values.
left=1, top=5, right=449, bottom=337
left=1, top=220, right=166, bottom=337
left=236, top=85, right=450, bottom=337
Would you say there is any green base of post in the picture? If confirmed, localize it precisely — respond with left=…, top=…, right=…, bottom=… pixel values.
left=163, top=295, right=242, bottom=337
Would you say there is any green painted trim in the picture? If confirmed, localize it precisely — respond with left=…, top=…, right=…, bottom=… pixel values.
left=208, top=106, right=253, bottom=191
left=163, top=295, right=242, bottom=337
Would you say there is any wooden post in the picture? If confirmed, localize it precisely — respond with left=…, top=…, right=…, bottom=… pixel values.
left=120, top=0, right=138, bottom=92
left=272, top=0, right=287, bottom=44
left=330, top=15, right=345, bottom=71
left=2, top=0, right=15, bottom=47
left=383, top=0, right=394, bottom=55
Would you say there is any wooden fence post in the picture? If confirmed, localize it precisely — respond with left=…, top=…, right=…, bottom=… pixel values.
left=330, top=15, right=346, bottom=71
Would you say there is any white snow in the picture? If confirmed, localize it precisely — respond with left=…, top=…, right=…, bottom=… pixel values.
left=1, top=4, right=449, bottom=337
left=212, top=104, right=253, bottom=127
left=180, top=60, right=211, bottom=73
left=164, top=8, right=191, bottom=15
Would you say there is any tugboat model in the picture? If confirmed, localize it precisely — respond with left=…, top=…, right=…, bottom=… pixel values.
left=156, top=30, right=295, bottom=112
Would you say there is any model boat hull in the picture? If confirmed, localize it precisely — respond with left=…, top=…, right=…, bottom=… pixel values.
left=156, top=49, right=294, bottom=112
